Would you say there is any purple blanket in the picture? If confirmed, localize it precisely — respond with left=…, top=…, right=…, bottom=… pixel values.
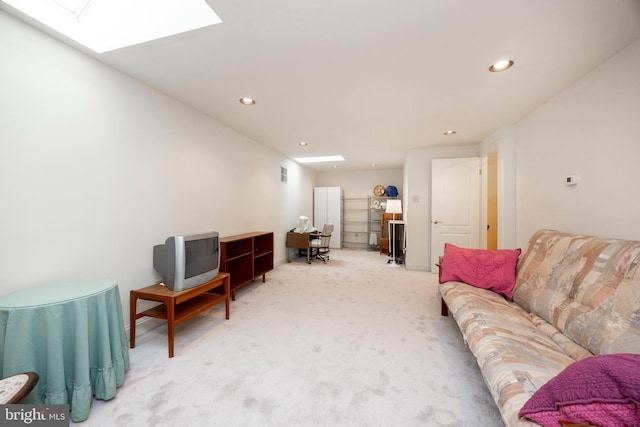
left=519, top=354, right=640, bottom=427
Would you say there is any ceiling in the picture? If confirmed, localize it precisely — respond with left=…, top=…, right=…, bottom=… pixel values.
left=4, top=0, right=640, bottom=171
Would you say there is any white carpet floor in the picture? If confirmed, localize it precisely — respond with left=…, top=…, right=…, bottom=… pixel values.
left=78, top=249, right=503, bottom=426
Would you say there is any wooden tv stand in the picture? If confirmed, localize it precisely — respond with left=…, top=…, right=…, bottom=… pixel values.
left=129, top=273, right=230, bottom=358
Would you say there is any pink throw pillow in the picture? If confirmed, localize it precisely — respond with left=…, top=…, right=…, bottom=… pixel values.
left=438, top=243, right=521, bottom=298
left=519, top=354, right=640, bottom=427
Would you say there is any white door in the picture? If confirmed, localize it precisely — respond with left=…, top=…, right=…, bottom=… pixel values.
left=431, top=158, right=481, bottom=271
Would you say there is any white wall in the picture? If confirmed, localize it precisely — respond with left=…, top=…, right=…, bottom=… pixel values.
left=316, top=168, right=403, bottom=249
left=479, top=126, right=517, bottom=249
left=316, top=169, right=403, bottom=199
left=0, top=11, right=315, bottom=325
left=515, top=38, right=640, bottom=245
left=407, top=38, right=640, bottom=269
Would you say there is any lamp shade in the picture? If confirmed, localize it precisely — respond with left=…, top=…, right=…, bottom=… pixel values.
left=385, top=199, right=402, bottom=214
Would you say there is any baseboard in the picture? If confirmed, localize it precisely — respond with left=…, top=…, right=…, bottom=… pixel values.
left=404, top=263, right=431, bottom=272
left=125, top=316, right=164, bottom=340
left=274, top=256, right=288, bottom=267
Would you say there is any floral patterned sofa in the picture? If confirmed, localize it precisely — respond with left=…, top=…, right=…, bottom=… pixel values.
left=439, top=229, right=640, bottom=426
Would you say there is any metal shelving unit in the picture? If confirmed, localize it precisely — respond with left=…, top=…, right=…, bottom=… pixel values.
left=367, top=196, right=397, bottom=251
left=341, top=197, right=368, bottom=249
left=340, top=196, right=398, bottom=250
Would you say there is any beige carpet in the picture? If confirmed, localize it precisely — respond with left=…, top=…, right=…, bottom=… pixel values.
left=78, top=249, right=502, bottom=426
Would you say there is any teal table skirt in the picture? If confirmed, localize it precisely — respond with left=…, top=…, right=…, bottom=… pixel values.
left=0, top=279, right=130, bottom=422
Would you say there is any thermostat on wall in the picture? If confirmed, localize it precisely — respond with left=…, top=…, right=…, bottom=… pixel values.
left=565, top=175, right=579, bottom=186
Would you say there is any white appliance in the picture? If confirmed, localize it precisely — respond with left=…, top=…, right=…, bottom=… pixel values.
left=313, top=187, right=342, bottom=249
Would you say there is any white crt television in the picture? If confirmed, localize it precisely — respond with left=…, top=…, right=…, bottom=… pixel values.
left=153, top=232, right=220, bottom=291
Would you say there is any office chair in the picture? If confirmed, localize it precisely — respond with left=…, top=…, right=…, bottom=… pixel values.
left=310, top=223, right=334, bottom=262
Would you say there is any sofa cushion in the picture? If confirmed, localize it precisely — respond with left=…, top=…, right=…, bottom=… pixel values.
left=513, top=230, right=640, bottom=355
left=439, top=243, right=521, bottom=298
left=439, top=281, right=585, bottom=426
left=519, top=353, right=640, bottom=427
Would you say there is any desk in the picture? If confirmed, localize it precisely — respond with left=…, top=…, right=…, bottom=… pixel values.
left=130, top=273, right=230, bottom=358
left=0, top=280, right=129, bottom=422
left=286, top=232, right=319, bottom=263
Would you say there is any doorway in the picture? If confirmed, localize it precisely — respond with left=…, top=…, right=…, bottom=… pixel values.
left=486, top=150, right=498, bottom=250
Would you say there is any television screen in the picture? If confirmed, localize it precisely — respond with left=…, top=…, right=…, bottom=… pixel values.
left=185, top=237, right=218, bottom=279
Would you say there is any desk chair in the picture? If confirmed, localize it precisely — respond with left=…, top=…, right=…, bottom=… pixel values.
left=310, top=223, right=334, bottom=262
left=0, top=372, right=38, bottom=404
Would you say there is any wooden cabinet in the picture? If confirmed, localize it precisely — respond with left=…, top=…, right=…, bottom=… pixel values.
left=380, top=213, right=401, bottom=255
left=220, top=232, right=274, bottom=300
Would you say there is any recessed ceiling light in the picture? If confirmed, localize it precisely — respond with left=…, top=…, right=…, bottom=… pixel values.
left=443, top=130, right=457, bottom=136
left=332, top=165, right=339, bottom=168
left=294, top=155, right=345, bottom=164
left=489, top=59, right=514, bottom=72
left=239, top=97, right=256, bottom=105
left=370, top=163, right=377, bottom=167
left=298, top=141, right=308, bottom=146
left=1, top=0, right=223, bottom=53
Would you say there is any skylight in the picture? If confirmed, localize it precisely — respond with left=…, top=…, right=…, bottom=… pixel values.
left=294, top=155, right=345, bottom=164
left=1, top=0, right=222, bottom=53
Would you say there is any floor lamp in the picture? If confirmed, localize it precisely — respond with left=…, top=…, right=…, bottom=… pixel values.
left=385, top=199, right=403, bottom=267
